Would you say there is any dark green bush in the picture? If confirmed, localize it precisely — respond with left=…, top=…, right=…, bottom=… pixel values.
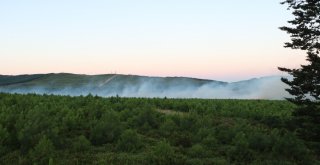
left=72, top=135, right=91, bottom=152
left=29, top=136, right=55, bottom=165
left=117, top=129, right=142, bottom=152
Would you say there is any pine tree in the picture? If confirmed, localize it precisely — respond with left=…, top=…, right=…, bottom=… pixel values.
left=278, top=0, right=320, bottom=151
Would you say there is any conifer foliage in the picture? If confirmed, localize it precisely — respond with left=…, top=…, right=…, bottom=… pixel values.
left=278, top=0, right=320, bottom=150
left=279, top=0, right=320, bottom=105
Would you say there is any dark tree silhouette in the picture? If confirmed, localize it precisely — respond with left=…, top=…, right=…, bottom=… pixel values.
left=278, top=0, right=320, bottom=149
left=279, top=0, right=320, bottom=105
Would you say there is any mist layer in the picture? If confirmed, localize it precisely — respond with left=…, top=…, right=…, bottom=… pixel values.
left=0, top=74, right=289, bottom=100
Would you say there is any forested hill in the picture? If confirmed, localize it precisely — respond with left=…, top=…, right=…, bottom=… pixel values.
left=0, top=73, right=287, bottom=99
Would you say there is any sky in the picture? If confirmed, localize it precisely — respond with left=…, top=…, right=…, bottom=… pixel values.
left=0, top=0, right=307, bottom=81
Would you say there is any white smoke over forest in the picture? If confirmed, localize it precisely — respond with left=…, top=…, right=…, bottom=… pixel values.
left=0, top=74, right=290, bottom=100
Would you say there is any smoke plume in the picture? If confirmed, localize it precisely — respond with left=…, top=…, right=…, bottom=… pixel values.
left=0, top=74, right=290, bottom=100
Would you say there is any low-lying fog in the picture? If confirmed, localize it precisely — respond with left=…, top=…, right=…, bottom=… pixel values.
left=0, top=75, right=290, bottom=100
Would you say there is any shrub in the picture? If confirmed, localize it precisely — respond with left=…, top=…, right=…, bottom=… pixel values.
left=117, top=129, right=142, bottom=152
left=188, top=144, right=207, bottom=158
left=149, top=141, right=175, bottom=165
left=29, top=136, right=55, bottom=165
left=72, top=135, right=91, bottom=152
left=0, top=124, right=9, bottom=154
left=90, top=110, right=122, bottom=145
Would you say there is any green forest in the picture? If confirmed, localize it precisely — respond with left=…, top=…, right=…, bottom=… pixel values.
left=0, top=93, right=318, bottom=165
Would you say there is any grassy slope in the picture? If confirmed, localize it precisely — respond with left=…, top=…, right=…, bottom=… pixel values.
left=0, top=74, right=46, bottom=86
left=0, top=73, right=228, bottom=97
left=0, top=73, right=225, bottom=89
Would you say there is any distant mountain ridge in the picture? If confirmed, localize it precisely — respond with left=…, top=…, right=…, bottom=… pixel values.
left=0, top=73, right=288, bottom=99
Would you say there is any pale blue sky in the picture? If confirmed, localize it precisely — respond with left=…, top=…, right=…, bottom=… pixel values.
left=0, top=0, right=306, bottom=81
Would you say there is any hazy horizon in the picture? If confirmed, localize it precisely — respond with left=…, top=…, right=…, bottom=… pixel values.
left=0, top=73, right=289, bottom=99
left=0, top=1, right=307, bottom=81
left=0, top=72, right=286, bottom=83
